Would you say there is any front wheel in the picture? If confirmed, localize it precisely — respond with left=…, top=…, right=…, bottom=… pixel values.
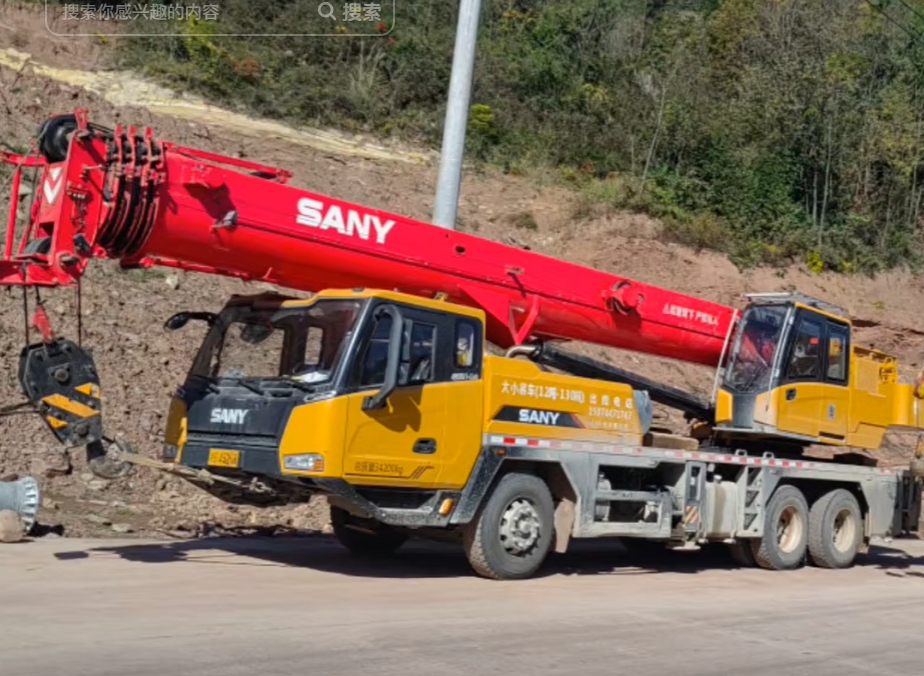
left=462, top=472, right=555, bottom=580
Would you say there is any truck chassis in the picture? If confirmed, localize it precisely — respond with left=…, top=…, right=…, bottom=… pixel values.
left=169, top=432, right=922, bottom=580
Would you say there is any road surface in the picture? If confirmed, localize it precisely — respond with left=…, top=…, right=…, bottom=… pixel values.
left=3, top=534, right=924, bottom=676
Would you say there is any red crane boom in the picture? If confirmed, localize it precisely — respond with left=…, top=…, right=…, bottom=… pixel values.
left=1, top=110, right=739, bottom=367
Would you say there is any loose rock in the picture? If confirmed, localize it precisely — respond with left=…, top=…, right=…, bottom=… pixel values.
left=0, top=511, right=24, bottom=543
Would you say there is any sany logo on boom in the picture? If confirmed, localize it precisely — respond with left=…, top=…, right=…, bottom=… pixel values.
left=296, top=197, right=396, bottom=245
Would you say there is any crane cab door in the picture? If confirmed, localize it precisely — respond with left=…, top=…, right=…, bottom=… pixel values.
left=775, top=311, right=825, bottom=439
left=775, top=310, right=850, bottom=442
left=342, top=304, right=483, bottom=490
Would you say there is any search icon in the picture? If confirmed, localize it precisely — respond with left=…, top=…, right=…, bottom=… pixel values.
left=318, top=2, right=335, bottom=19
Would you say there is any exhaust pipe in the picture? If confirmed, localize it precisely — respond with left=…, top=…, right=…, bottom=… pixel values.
left=0, top=476, right=40, bottom=533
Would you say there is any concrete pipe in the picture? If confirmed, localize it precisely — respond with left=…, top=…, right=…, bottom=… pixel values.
left=0, top=476, right=40, bottom=533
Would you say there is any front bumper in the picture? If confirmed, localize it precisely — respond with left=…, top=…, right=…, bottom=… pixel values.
left=177, top=436, right=283, bottom=477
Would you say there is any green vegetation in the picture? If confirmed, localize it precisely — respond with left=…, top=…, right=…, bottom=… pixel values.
left=106, top=0, right=924, bottom=273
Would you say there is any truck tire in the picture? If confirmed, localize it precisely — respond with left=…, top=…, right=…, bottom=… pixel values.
left=807, top=488, right=862, bottom=569
left=462, top=472, right=555, bottom=580
left=330, top=506, right=408, bottom=558
left=750, top=484, right=809, bottom=571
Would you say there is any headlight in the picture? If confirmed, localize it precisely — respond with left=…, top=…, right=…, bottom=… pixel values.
left=283, top=454, right=325, bottom=472
left=161, top=443, right=179, bottom=460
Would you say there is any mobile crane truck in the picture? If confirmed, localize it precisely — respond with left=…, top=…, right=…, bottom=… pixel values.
left=1, top=110, right=923, bottom=579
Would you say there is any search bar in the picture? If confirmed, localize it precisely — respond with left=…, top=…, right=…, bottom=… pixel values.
left=45, top=1, right=396, bottom=37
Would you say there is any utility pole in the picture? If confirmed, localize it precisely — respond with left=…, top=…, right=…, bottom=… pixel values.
left=431, top=0, right=483, bottom=230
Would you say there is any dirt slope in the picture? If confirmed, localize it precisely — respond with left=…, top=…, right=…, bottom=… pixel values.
left=1, top=6, right=923, bottom=539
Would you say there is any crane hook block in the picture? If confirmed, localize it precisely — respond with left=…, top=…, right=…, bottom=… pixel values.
left=18, top=339, right=103, bottom=447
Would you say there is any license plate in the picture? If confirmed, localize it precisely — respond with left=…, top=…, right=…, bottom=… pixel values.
left=208, top=449, right=241, bottom=468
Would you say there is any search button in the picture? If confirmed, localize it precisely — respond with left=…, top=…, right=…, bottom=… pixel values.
left=317, top=2, right=335, bottom=19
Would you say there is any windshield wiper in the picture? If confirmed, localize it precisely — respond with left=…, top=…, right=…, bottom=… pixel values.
left=286, top=379, right=316, bottom=392
left=222, top=377, right=265, bottom=395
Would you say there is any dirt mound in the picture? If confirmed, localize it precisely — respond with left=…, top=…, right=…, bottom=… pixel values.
left=1, top=7, right=923, bottom=539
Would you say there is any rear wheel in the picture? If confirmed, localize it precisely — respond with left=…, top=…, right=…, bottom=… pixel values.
left=807, top=489, right=862, bottom=569
left=750, top=485, right=809, bottom=570
left=330, top=506, right=408, bottom=558
left=462, top=472, right=555, bottom=580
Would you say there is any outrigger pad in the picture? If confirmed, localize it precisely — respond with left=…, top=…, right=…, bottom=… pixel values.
left=18, top=339, right=103, bottom=447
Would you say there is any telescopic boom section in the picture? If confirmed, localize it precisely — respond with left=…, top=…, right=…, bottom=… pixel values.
left=1, top=110, right=739, bottom=366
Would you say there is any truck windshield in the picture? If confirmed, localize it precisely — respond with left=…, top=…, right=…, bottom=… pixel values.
left=191, top=299, right=363, bottom=385
left=723, top=305, right=788, bottom=394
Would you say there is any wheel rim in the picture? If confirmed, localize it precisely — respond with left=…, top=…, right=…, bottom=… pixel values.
left=776, top=505, right=804, bottom=554
left=499, top=497, right=541, bottom=556
left=832, top=507, right=858, bottom=554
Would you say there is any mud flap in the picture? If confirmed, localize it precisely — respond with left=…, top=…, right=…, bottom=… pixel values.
left=18, top=339, right=103, bottom=447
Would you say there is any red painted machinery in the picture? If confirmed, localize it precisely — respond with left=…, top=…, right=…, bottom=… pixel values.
left=0, top=109, right=739, bottom=453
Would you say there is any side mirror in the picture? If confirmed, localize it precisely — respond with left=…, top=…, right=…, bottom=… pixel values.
left=164, top=312, right=191, bottom=331
left=164, top=311, right=217, bottom=331
left=362, top=305, right=405, bottom=411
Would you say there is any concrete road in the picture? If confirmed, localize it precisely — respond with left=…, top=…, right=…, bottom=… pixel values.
left=3, top=535, right=924, bottom=676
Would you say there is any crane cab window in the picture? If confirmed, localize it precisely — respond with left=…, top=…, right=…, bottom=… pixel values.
left=785, top=316, right=823, bottom=381
left=724, top=305, right=787, bottom=393
left=826, top=323, right=849, bottom=383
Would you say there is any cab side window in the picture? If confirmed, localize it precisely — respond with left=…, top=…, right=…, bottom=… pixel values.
left=786, top=317, right=822, bottom=380
left=356, top=316, right=437, bottom=388
left=358, top=314, right=393, bottom=387
left=826, top=323, right=849, bottom=383
left=452, top=318, right=482, bottom=378
left=352, top=306, right=481, bottom=389
left=402, top=321, right=436, bottom=385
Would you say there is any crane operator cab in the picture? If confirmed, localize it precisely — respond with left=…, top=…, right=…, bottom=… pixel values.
left=158, top=288, right=488, bottom=496
left=712, top=292, right=924, bottom=455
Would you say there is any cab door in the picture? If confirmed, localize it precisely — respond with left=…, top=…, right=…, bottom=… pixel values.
left=342, top=304, right=482, bottom=490
left=776, top=311, right=825, bottom=439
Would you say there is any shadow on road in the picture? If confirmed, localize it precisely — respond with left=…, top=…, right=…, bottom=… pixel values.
left=867, top=542, right=924, bottom=579
left=50, top=532, right=924, bottom=580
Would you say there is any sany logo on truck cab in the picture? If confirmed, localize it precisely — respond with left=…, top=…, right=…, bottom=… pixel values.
left=296, top=197, right=396, bottom=245
left=210, top=408, right=249, bottom=424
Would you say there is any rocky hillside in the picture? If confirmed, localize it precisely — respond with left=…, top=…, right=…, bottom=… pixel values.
left=1, top=6, right=923, bottom=540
